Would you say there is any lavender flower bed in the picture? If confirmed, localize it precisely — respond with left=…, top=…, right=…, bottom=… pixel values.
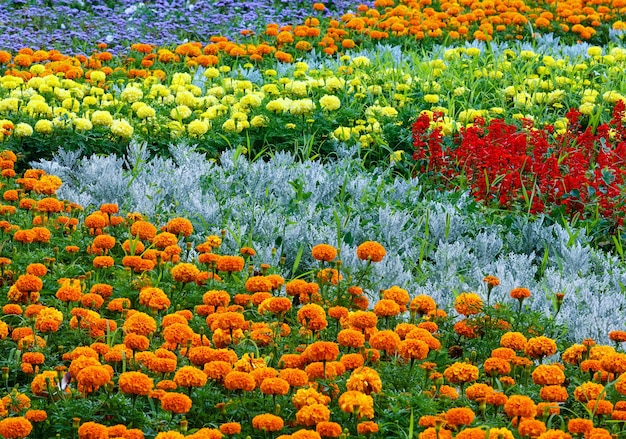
left=1, top=0, right=370, bottom=54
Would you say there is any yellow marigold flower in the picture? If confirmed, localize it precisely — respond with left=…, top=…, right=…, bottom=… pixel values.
left=91, top=110, right=113, bottom=127
left=34, top=119, right=53, bottom=134
left=14, top=123, right=33, bottom=137
left=111, top=119, right=134, bottom=138
left=319, top=95, right=341, bottom=111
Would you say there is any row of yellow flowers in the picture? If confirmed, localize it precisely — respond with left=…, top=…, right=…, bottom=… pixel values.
left=1, top=44, right=626, bottom=155
left=0, top=151, right=625, bottom=438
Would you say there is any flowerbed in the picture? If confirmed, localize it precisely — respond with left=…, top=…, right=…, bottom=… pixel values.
left=411, top=100, right=626, bottom=235
left=2, top=0, right=626, bottom=438
left=0, top=151, right=625, bottom=439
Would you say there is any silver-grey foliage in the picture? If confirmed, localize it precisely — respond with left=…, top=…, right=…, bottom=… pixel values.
left=32, top=142, right=626, bottom=343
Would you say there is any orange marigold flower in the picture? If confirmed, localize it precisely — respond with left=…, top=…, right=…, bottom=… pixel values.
left=36, top=197, right=63, bottom=213
left=483, top=357, right=511, bottom=376
left=24, top=409, right=47, bottom=423
left=501, top=332, right=528, bottom=351
left=305, top=341, right=340, bottom=363
left=171, top=263, right=200, bottom=283
left=600, top=352, right=626, bottom=374
left=152, top=232, right=178, bottom=249
left=539, top=385, right=568, bottom=402
left=76, top=365, right=113, bottom=393
left=220, top=422, right=241, bottom=435
left=139, top=287, right=171, bottom=311
left=574, top=382, right=605, bottom=403
left=25, top=263, right=47, bottom=277
left=123, top=311, right=157, bottom=336
left=21, top=352, right=44, bottom=365
left=510, top=287, right=531, bottom=300
left=346, top=366, right=382, bottom=394
left=77, top=421, right=108, bottom=439
left=567, top=419, right=593, bottom=435
left=163, top=322, right=196, bottom=346
left=466, top=383, right=494, bottom=401
left=518, top=419, right=546, bottom=439
left=445, top=407, right=475, bottom=427
left=609, top=330, right=626, bottom=343
left=383, top=285, right=410, bottom=310
left=252, top=414, right=284, bottom=432
left=454, top=292, right=483, bottom=316
left=338, top=390, right=374, bottom=418
left=204, top=361, right=233, bottom=382
left=297, top=304, right=328, bottom=331
left=202, top=289, right=230, bottom=307
left=245, top=275, right=273, bottom=293
left=166, top=217, right=193, bottom=237
left=296, top=403, right=331, bottom=426
left=92, top=234, right=116, bottom=251
left=525, top=336, right=557, bottom=359
left=279, top=368, right=309, bottom=387
left=316, top=421, right=342, bottom=438
left=504, top=395, right=537, bottom=418
left=537, top=430, right=571, bottom=439
left=124, top=333, right=150, bottom=351
left=2, top=304, right=22, bottom=316
left=316, top=268, right=342, bottom=285
left=374, top=299, right=401, bottom=317
left=14, top=274, right=43, bottom=292
left=160, top=392, right=192, bottom=414
left=260, top=377, right=290, bottom=395
left=410, top=294, right=437, bottom=315
left=240, top=246, right=256, bottom=256
left=369, top=330, right=401, bottom=355
left=356, top=241, right=386, bottom=262
left=84, top=211, right=108, bottom=229
left=216, top=255, right=245, bottom=272
left=0, top=416, right=32, bottom=438
left=224, top=371, right=256, bottom=392
left=118, top=371, right=154, bottom=396
left=293, top=386, right=331, bottom=409
left=311, top=244, right=337, bottom=262
left=586, top=399, right=613, bottom=415
left=92, top=255, right=114, bottom=269
left=130, top=220, right=157, bottom=241
left=443, top=362, right=479, bottom=385
left=174, top=365, right=208, bottom=388
left=532, top=364, right=565, bottom=386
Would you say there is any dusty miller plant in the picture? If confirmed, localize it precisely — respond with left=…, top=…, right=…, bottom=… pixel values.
left=33, top=141, right=626, bottom=342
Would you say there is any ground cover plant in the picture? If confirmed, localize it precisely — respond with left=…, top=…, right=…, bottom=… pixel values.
left=1, top=0, right=626, bottom=438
